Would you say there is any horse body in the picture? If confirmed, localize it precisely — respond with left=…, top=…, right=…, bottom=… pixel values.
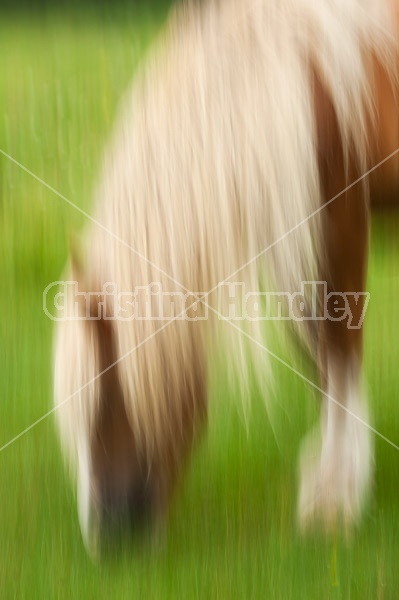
left=54, top=0, right=399, bottom=551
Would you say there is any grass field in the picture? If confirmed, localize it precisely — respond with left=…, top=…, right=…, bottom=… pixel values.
left=2, top=3, right=399, bottom=598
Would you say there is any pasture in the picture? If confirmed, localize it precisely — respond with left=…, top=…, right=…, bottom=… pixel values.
left=1, top=2, right=399, bottom=597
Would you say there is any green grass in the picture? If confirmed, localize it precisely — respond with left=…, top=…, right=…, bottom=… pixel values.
left=1, top=4, right=399, bottom=598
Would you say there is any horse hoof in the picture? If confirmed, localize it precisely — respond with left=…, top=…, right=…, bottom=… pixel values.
left=297, top=427, right=372, bottom=533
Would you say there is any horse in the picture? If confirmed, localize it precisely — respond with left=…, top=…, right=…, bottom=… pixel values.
left=53, top=0, right=399, bottom=553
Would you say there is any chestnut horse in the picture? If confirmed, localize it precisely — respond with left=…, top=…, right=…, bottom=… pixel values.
left=53, top=0, right=399, bottom=552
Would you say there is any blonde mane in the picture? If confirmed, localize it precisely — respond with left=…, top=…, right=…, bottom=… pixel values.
left=54, top=0, right=398, bottom=488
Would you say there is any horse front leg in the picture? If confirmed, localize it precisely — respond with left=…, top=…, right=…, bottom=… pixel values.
left=298, top=185, right=372, bottom=532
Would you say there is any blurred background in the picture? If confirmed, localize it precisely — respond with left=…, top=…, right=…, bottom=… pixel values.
left=1, top=1, right=399, bottom=597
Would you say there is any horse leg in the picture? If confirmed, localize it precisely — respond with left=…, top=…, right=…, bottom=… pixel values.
left=298, top=162, right=372, bottom=531
left=298, top=64, right=374, bottom=529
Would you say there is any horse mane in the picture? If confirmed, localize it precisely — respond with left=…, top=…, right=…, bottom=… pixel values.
left=54, top=0, right=398, bottom=466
